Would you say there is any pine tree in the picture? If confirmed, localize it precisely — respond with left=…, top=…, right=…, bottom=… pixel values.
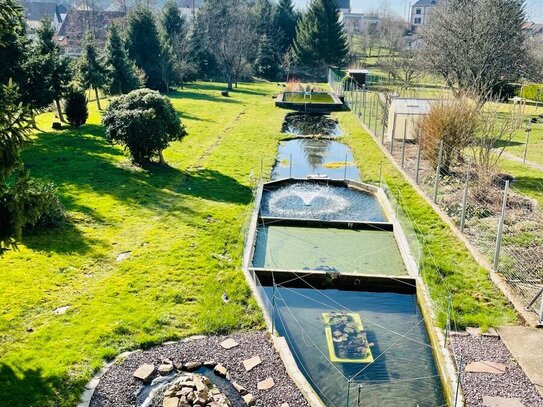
left=126, top=5, right=165, bottom=91
left=274, top=0, right=298, bottom=53
left=78, top=31, right=107, bottom=110
left=161, top=0, right=184, bottom=40
left=255, top=34, right=279, bottom=80
left=292, top=0, right=348, bottom=69
left=105, top=23, right=141, bottom=95
left=64, top=87, right=88, bottom=127
left=254, top=0, right=274, bottom=37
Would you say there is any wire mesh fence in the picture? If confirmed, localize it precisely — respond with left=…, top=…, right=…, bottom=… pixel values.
left=329, top=69, right=543, bottom=324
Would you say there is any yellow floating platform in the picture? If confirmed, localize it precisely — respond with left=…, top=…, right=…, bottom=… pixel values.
left=323, top=312, right=374, bottom=364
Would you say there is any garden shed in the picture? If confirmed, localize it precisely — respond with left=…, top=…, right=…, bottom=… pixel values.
left=347, top=68, right=370, bottom=87
left=387, top=98, right=433, bottom=142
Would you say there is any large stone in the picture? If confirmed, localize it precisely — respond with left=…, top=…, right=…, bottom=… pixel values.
left=465, top=361, right=506, bottom=374
left=483, top=396, right=525, bottom=407
left=163, top=396, right=179, bottom=407
left=183, top=361, right=202, bottom=371
left=242, top=393, right=256, bottom=406
left=213, top=364, right=228, bottom=377
left=232, top=381, right=248, bottom=395
left=257, top=377, right=275, bottom=390
left=242, top=356, right=262, bottom=372
left=481, top=328, right=500, bottom=338
left=133, top=364, right=155, bottom=382
left=158, top=363, right=174, bottom=375
left=280, top=404, right=290, bottom=407
left=220, top=338, right=239, bottom=350
left=53, top=305, right=70, bottom=315
left=116, top=251, right=131, bottom=261
left=204, top=360, right=217, bottom=368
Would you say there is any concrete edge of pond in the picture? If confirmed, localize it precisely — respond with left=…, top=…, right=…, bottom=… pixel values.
left=243, top=178, right=465, bottom=407
left=275, top=92, right=344, bottom=113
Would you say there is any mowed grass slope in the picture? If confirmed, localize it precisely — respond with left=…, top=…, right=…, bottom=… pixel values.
left=0, top=82, right=285, bottom=406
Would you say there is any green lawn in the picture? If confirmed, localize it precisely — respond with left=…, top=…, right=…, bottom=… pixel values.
left=0, top=81, right=518, bottom=407
left=0, top=82, right=285, bottom=406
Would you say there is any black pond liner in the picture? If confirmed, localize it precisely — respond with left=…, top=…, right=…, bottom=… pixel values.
left=135, top=367, right=245, bottom=407
left=281, top=113, right=342, bottom=137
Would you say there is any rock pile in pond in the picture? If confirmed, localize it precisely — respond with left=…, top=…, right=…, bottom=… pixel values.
left=162, top=372, right=231, bottom=407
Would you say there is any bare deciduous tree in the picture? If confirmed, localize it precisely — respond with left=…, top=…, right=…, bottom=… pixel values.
left=199, top=0, right=257, bottom=90
left=421, top=0, right=534, bottom=102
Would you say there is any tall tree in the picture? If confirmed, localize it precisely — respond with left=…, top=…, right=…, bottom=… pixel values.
left=78, top=31, right=107, bottom=110
left=126, top=5, right=165, bottom=91
left=253, top=0, right=280, bottom=79
left=161, top=0, right=184, bottom=40
left=105, top=23, right=141, bottom=95
left=274, top=0, right=298, bottom=53
left=422, top=0, right=533, bottom=101
left=292, top=0, right=348, bottom=69
left=199, top=0, right=258, bottom=90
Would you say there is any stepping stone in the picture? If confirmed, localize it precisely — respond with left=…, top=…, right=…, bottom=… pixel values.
left=280, top=404, right=290, bottom=407
left=220, top=338, right=239, bottom=350
left=133, top=364, right=155, bottom=382
left=116, top=251, right=131, bottom=261
left=465, top=361, right=506, bottom=374
left=483, top=396, right=525, bottom=407
left=466, top=327, right=481, bottom=336
left=242, top=356, right=262, bottom=372
left=257, top=377, right=275, bottom=390
left=449, top=331, right=470, bottom=337
left=163, top=396, right=180, bottom=407
left=53, top=306, right=70, bottom=315
left=158, top=363, right=174, bottom=375
left=183, top=361, right=202, bottom=371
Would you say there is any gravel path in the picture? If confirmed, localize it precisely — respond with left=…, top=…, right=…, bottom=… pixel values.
left=451, top=334, right=543, bottom=406
left=90, top=331, right=309, bottom=407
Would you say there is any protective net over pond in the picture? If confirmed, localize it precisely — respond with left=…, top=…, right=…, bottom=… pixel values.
left=258, top=285, right=446, bottom=407
left=252, top=226, right=407, bottom=276
left=261, top=183, right=386, bottom=222
left=272, top=139, right=360, bottom=180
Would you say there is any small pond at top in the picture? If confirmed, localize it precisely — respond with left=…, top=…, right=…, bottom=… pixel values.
left=283, top=92, right=336, bottom=104
left=282, top=113, right=342, bottom=137
left=272, top=139, right=360, bottom=180
left=252, top=226, right=407, bottom=276
left=260, top=286, right=445, bottom=407
left=261, top=182, right=386, bottom=222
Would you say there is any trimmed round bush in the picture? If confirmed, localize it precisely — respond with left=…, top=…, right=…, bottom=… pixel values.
left=102, top=88, right=187, bottom=165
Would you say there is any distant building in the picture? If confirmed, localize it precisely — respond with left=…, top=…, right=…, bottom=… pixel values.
left=56, top=9, right=125, bottom=56
left=23, top=1, right=67, bottom=34
left=338, top=0, right=381, bottom=33
left=410, top=0, right=439, bottom=32
left=523, top=21, right=543, bottom=38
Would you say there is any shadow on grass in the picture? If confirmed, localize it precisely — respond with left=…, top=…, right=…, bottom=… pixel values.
left=167, top=88, right=242, bottom=105
left=181, top=168, right=253, bottom=205
left=494, top=139, right=524, bottom=148
left=0, top=363, right=83, bottom=407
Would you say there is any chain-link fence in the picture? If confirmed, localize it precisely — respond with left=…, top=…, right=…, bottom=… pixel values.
left=330, top=69, right=543, bottom=325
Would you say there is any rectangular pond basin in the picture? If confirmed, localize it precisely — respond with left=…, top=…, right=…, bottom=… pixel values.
left=275, top=92, right=344, bottom=112
left=259, top=285, right=446, bottom=407
left=252, top=226, right=407, bottom=276
left=273, top=139, right=360, bottom=180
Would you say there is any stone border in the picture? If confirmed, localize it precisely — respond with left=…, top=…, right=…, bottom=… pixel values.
left=275, top=92, right=344, bottom=113
left=76, top=336, right=207, bottom=407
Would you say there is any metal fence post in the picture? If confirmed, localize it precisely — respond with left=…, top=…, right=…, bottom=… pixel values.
left=381, top=102, right=387, bottom=144
left=390, top=113, right=397, bottom=154
left=362, top=91, right=367, bottom=123
left=289, top=153, right=292, bottom=178
left=454, top=355, right=463, bottom=407
left=374, top=95, right=379, bottom=133
left=401, top=117, right=408, bottom=168
left=379, top=161, right=383, bottom=187
left=493, top=180, right=510, bottom=271
left=433, top=140, right=444, bottom=203
left=368, top=93, right=373, bottom=128
left=523, top=120, right=531, bottom=164
left=460, top=159, right=471, bottom=232
left=415, top=129, right=422, bottom=184
left=346, top=379, right=351, bottom=407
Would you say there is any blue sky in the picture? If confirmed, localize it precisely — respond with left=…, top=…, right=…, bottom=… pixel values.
left=294, top=0, right=543, bottom=22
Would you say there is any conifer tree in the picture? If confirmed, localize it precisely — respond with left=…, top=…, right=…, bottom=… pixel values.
left=105, top=23, right=141, bottom=95
left=274, top=0, right=298, bottom=53
left=126, top=5, right=165, bottom=91
left=78, top=31, right=107, bottom=110
left=293, top=0, right=348, bottom=69
left=255, top=34, right=279, bottom=80
left=161, top=0, right=184, bottom=40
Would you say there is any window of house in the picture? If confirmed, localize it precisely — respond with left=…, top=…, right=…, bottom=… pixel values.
left=414, top=17, right=422, bottom=24
left=415, top=8, right=422, bottom=14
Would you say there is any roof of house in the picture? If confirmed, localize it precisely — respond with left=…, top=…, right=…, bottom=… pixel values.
left=412, top=0, right=439, bottom=7
left=390, top=98, right=433, bottom=115
left=23, top=1, right=61, bottom=22
left=56, top=9, right=125, bottom=53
